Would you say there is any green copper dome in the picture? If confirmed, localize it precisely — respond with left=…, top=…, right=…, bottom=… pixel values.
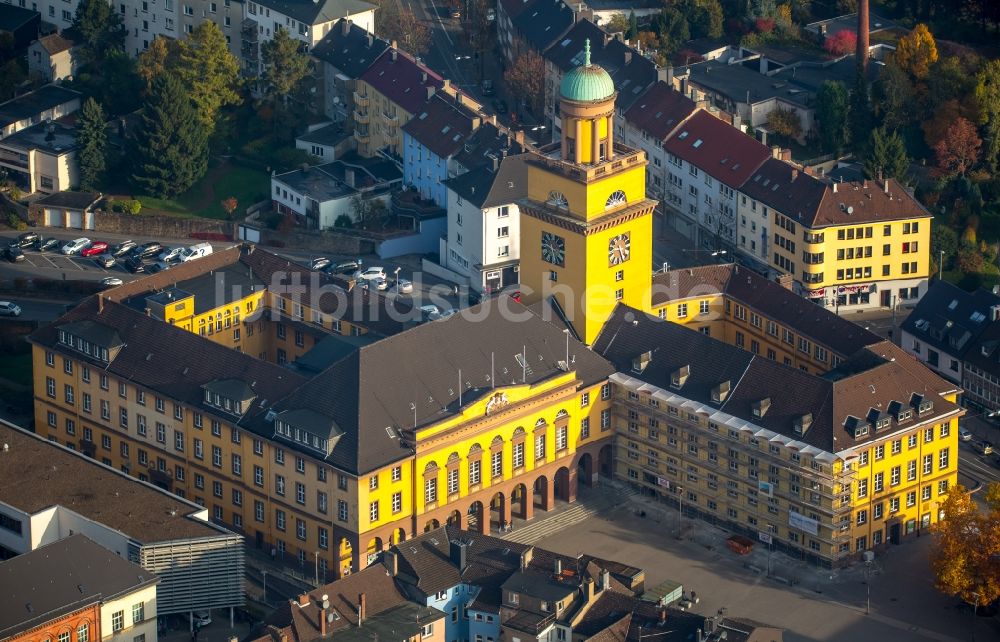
left=559, top=39, right=615, bottom=103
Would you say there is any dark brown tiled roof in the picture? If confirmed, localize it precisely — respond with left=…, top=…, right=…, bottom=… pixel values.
left=403, top=94, right=481, bottom=159
left=651, top=264, right=882, bottom=358
left=311, top=18, right=390, bottom=79
left=663, top=110, right=770, bottom=188
left=499, top=0, right=539, bottom=22
left=37, top=31, right=77, bottom=55
left=29, top=296, right=306, bottom=442
left=0, top=425, right=225, bottom=543
left=596, top=306, right=962, bottom=453
left=360, top=49, right=444, bottom=115
left=0, top=534, right=158, bottom=639
left=738, top=157, right=826, bottom=220
left=292, top=565, right=409, bottom=640
left=622, top=82, right=697, bottom=141
left=806, top=178, right=929, bottom=228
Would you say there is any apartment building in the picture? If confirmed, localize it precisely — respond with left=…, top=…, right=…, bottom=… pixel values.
left=661, top=110, right=770, bottom=253
left=241, top=0, right=375, bottom=75
left=0, top=121, right=77, bottom=194
left=0, top=423, right=245, bottom=616
left=0, top=535, right=159, bottom=642
left=310, top=18, right=389, bottom=122
left=765, top=177, right=932, bottom=311
left=596, top=305, right=963, bottom=567
left=120, top=0, right=243, bottom=58
left=0, top=84, right=80, bottom=139
left=649, top=264, right=883, bottom=375
left=354, top=48, right=444, bottom=159
left=441, top=153, right=528, bottom=294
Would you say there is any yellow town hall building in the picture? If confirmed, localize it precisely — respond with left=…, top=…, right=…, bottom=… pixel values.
left=29, top=48, right=960, bottom=574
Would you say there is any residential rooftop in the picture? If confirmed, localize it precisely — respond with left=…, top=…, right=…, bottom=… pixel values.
left=900, top=280, right=1000, bottom=362
left=663, top=110, right=770, bottom=188
left=297, top=122, right=353, bottom=148
left=622, top=81, right=697, bottom=141
left=311, top=17, right=390, bottom=79
left=443, top=153, right=529, bottom=209
left=360, top=48, right=444, bottom=115
left=252, top=0, right=377, bottom=26
left=0, top=120, right=76, bottom=154
left=403, top=93, right=482, bottom=160
left=0, top=84, right=81, bottom=130
left=0, top=534, right=159, bottom=640
left=650, top=263, right=882, bottom=357
left=0, top=423, right=226, bottom=543
left=32, top=190, right=100, bottom=210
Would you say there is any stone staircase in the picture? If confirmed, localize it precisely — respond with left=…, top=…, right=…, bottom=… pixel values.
left=501, top=483, right=638, bottom=545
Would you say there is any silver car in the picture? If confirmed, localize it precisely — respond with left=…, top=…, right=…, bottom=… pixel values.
left=0, top=301, right=22, bottom=316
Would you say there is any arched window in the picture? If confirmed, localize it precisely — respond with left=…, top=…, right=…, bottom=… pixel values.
left=548, top=191, right=569, bottom=209
left=535, top=418, right=547, bottom=427
left=424, top=461, right=439, bottom=474
left=469, top=443, right=482, bottom=455
left=512, top=427, right=526, bottom=438
left=77, top=623, right=89, bottom=642
left=491, top=435, right=504, bottom=447
left=605, top=190, right=627, bottom=209
left=555, top=409, right=569, bottom=419
left=447, top=452, right=461, bottom=463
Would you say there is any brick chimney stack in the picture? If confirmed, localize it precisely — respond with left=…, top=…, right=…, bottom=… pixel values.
left=857, top=0, right=870, bottom=73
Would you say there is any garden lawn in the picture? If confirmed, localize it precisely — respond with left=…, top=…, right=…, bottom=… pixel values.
left=128, top=164, right=270, bottom=219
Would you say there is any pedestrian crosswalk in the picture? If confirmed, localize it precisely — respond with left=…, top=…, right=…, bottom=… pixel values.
left=501, top=484, right=638, bottom=545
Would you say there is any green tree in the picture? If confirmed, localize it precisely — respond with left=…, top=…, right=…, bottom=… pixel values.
left=0, top=59, right=26, bottom=102
left=176, top=21, right=242, bottom=130
left=689, top=0, right=724, bottom=39
left=607, top=14, right=629, bottom=35
left=72, top=0, right=126, bottom=65
left=260, top=27, right=314, bottom=138
left=131, top=72, right=209, bottom=198
left=975, top=59, right=1000, bottom=172
left=872, top=61, right=916, bottom=131
left=766, top=107, right=802, bottom=141
left=815, top=80, right=849, bottom=153
left=931, top=224, right=959, bottom=272
left=77, top=98, right=108, bottom=192
left=628, top=10, right=639, bottom=40
left=848, top=69, right=873, bottom=151
left=864, top=127, right=909, bottom=182
left=137, top=36, right=179, bottom=95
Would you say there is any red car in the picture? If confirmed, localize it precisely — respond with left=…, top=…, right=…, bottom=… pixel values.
left=80, top=241, right=109, bottom=257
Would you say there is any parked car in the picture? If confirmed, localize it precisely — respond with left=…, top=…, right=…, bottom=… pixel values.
left=959, top=427, right=973, bottom=442
left=178, top=243, right=213, bottom=262
left=372, top=277, right=389, bottom=291
left=124, top=256, right=150, bottom=273
left=100, top=276, right=124, bottom=288
left=38, top=238, right=61, bottom=251
left=146, top=261, right=172, bottom=274
left=419, top=304, right=442, bottom=321
left=131, top=241, right=163, bottom=259
left=61, top=238, right=91, bottom=255
left=94, top=253, right=116, bottom=269
left=81, top=241, right=109, bottom=257
left=0, top=301, right=22, bottom=316
left=393, top=278, right=413, bottom=294
left=158, top=247, right=184, bottom=263
left=193, top=612, right=212, bottom=627
left=355, top=266, right=387, bottom=282
left=4, top=246, right=25, bottom=262
left=975, top=440, right=994, bottom=455
left=327, top=260, right=360, bottom=275
left=12, top=232, right=40, bottom=248
left=492, top=99, right=508, bottom=114
left=111, top=240, right=137, bottom=257
left=481, top=79, right=495, bottom=96
left=310, top=257, right=331, bottom=271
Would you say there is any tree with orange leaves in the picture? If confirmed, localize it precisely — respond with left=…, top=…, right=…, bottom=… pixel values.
left=930, top=482, right=1000, bottom=608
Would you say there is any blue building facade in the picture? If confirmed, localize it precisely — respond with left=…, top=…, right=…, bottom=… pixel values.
left=402, top=130, right=451, bottom=208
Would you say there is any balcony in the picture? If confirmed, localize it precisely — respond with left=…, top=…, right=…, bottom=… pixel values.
left=353, top=110, right=369, bottom=125
left=529, top=142, right=646, bottom=184
left=0, top=150, right=28, bottom=170
left=353, top=92, right=369, bottom=107
left=355, top=129, right=370, bottom=142
left=382, top=112, right=399, bottom=124
left=241, top=18, right=259, bottom=42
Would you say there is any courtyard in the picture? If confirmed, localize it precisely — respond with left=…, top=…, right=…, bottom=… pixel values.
left=526, top=481, right=998, bottom=642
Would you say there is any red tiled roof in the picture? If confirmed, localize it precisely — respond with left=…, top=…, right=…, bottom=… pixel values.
left=623, top=81, right=697, bottom=141
left=360, top=49, right=444, bottom=115
left=664, top=110, right=770, bottom=188
left=807, top=178, right=930, bottom=228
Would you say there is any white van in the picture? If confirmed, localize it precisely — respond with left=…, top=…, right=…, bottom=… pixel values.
left=179, top=243, right=213, bottom=262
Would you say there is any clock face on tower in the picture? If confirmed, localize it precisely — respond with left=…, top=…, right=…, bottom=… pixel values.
left=608, top=233, right=630, bottom=266
left=541, top=231, right=566, bottom=267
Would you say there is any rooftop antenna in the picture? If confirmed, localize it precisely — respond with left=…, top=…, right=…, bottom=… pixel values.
left=491, top=352, right=495, bottom=390
left=410, top=402, right=417, bottom=429
left=564, top=328, right=570, bottom=366
left=458, top=369, right=463, bottom=407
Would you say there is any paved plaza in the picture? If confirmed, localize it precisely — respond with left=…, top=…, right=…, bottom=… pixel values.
left=505, top=481, right=999, bottom=642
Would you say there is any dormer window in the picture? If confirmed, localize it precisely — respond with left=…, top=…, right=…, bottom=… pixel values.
left=632, top=351, right=651, bottom=373
left=202, top=379, right=255, bottom=418
left=711, top=380, right=730, bottom=404
left=752, top=398, right=771, bottom=418
left=845, top=415, right=869, bottom=438
left=793, top=413, right=812, bottom=435
left=671, top=365, right=690, bottom=389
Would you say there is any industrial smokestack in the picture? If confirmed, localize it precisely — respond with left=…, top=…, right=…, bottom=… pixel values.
left=857, top=0, right=870, bottom=73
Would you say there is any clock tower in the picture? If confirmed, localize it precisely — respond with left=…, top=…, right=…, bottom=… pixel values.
left=519, top=40, right=657, bottom=345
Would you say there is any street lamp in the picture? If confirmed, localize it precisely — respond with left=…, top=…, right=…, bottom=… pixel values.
left=455, top=55, right=471, bottom=61
left=262, top=570, right=267, bottom=606
left=939, top=249, right=945, bottom=281
left=972, top=591, right=980, bottom=641
left=676, top=486, right=684, bottom=538
left=864, top=558, right=873, bottom=615
left=315, top=551, right=320, bottom=586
